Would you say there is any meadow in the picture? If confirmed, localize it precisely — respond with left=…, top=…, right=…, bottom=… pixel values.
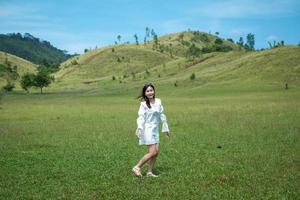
left=0, top=86, right=299, bottom=199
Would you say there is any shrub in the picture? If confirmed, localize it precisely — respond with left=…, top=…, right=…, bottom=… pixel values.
left=3, top=82, right=15, bottom=92
left=215, top=38, right=223, bottom=45
left=71, top=60, right=78, bottom=65
left=190, top=73, right=196, bottom=80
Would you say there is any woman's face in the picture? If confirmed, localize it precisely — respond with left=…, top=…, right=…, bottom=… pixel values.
left=145, top=86, right=155, bottom=99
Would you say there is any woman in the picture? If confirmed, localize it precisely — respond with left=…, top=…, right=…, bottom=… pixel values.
left=132, top=83, right=171, bottom=177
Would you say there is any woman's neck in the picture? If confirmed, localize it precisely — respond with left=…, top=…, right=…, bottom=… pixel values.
left=149, top=98, right=155, bottom=103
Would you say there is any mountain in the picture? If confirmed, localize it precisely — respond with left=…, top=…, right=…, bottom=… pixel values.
left=0, top=33, right=73, bottom=65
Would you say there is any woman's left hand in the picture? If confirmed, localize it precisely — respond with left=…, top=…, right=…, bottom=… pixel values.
left=164, top=132, right=171, bottom=139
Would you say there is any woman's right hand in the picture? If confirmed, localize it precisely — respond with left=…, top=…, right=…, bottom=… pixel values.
left=135, top=128, right=141, bottom=139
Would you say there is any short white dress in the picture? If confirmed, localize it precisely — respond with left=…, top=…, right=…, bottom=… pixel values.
left=136, top=98, right=169, bottom=145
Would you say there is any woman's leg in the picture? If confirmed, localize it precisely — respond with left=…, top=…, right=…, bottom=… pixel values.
left=135, top=144, right=158, bottom=168
left=147, top=143, right=159, bottom=173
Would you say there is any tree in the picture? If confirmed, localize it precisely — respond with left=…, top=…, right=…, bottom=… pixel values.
left=117, top=35, right=121, bottom=43
left=215, top=32, right=219, bottom=36
left=34, top=67, right=54, bottom=94
left=153, top=34, right=158, bottom=45
left=246, top=33, right=255, bottom=51
left=237, top=37, right=244, bottom=47
left=268, top=40, right=285, bottom=49
left=134, top=34, right=139, bottom=45
left=151, top=29, right=156, bottom=38
left=20, top=72, right=35, bottom=93
left=186, top=43, right=201, bottom=59
left=145, top=27, right=150, bottom=38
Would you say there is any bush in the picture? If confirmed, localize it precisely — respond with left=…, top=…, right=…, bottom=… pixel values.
left=212, top=44, right=233, bottom=52
left=201, top=47, right=213, bottom=53
left=215, top=38, right=223, bottom=45
left=71, top=60, right=78, bottom=65
left=191, top=31, right=209, bottom=43
left=181, top=40, right=191, bottom=46
left=190, top=73, right=196, bottom=80
left=20, top=72, right=35, bottom=92
left=3, top=82, right=15, bottom=92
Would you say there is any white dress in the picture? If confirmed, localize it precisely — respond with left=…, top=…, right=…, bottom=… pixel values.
left=136, top=98, right=169, bottom=145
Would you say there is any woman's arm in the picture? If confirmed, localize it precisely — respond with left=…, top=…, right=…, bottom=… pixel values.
left=136, top=103, right=146, bottom=138
left=159, top=101, right=170, bottom=134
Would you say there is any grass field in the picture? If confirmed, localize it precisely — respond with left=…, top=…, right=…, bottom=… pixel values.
left=0, top=86, right=299, bottom=199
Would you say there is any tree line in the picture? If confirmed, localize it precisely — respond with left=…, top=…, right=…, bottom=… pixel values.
left=0, top=33, right=73, bottom=65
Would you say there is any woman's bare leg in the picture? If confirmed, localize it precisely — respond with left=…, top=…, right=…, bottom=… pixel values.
left=147, top=143, right=159, bottom=173
left=135, top=144, right=158, bottom=168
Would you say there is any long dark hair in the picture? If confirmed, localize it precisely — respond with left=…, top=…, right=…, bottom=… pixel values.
left=138, top=83, right=155, bottom=108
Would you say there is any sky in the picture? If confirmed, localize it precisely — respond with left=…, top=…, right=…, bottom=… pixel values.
left=1, top=0, right=299, bottom=54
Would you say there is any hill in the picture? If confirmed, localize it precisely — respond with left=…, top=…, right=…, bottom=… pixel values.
left=49, top=31, right=299, bottom=95
left=0, top=33, right=73, bottom=65
left=0, top=51, right=37, bottom=87
left=54, top=31, right=241, bottom=82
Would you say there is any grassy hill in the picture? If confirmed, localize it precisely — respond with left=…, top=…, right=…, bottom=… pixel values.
left=141, top=31, right=240, bottom=57
left=49, top=30, right=299, bottom=96
left=0, top=51, right=37, bottom=88
left=51, top=32, right=240, bottom=90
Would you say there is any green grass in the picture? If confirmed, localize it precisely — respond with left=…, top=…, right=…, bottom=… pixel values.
left=1, top=87, right=299, bottom=199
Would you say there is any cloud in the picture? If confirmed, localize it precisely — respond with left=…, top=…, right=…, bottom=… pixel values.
left=0, top=4, right=38, bottom=17
left=266, top=35, right=279, bottom=41
left=0, top=3, right=63, bottom=30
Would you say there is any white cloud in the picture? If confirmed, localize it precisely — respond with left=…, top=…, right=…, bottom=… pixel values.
left=0, top=4, right=38, bottom=17
left=266, top=35, right=279, bottom=41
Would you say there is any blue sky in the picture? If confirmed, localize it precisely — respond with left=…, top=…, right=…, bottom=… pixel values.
left=1, top=0, right=299, bottom=54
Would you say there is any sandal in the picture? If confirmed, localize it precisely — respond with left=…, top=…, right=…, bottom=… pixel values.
left=132, top=166, right=142, bottom=177
left=146, top=172, right=158, bottom=177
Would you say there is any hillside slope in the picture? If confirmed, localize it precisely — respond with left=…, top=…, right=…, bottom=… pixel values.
left=0, top=51, right=37, bottom=87
left=50, top=42, right=300, bottom=96
left=55, top=31, right=242, bottom=83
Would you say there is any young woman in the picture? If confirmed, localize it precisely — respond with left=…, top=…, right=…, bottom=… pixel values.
left=132, top=83, right=171, bottom=177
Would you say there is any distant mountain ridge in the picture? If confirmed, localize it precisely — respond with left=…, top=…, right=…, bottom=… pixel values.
left=0, top=33, right=73, bottom=65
